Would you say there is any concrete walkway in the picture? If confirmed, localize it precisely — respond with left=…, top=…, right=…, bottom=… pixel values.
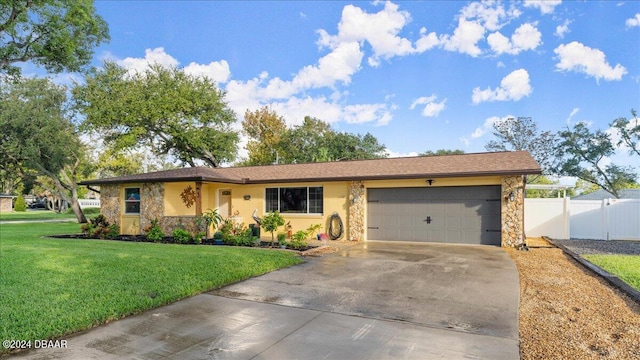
left=11, top=242, right=520, bottom=359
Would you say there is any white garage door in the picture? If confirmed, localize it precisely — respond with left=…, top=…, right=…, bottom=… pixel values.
left=367, top=186, right=502, bottom=245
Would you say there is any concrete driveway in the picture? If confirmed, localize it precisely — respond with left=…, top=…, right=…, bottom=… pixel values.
left=12, top=242, right=520, bottom=359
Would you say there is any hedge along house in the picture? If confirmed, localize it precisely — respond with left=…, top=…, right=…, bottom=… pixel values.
left=79, top=151, right=541, bottom=247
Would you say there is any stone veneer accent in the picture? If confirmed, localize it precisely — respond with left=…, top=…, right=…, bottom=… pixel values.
left=161, top=216, right=200, bottom=235
left=100, top=184, right=120, bottom=226
left=348, top=180, right=365, bottom=241
left=501, top=175, right=525, bottom=247
left=140, top=183, right=164, bottom=233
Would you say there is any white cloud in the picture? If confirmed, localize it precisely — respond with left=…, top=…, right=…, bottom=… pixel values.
left=385, top=149, right=419, bottom=158
left=555, top=19, right=571, bottom=38
left=183, top=60, right=231, bottom=84
left=523, top=0, right=561, bottom=15
left=626, top=13, right=640, bottom=28
left=487, top=22, right=542, bottom=55
left=459, top=1, right=515, bottom=31
left=440, top=18, right=485, bottom=57
left=410, top=95, right=447, bottom=117
left=554, top=41, right=627, bottom=81
left=118, top=47, right=179, bottom=75
left=317, top=2, right=435, bottom=67
left=566, top=107, right=580, bottom=125
left=472, top=69, right=532, bottom=104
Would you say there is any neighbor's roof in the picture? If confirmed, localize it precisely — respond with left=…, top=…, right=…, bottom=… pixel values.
left=572, top=189, right=640, bottom=200
left=79, top=151, right=541, bottom=186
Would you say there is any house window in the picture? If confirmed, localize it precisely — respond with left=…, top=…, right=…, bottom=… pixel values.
left=124, top=188, right=140, bottom=214
left=265, top=187, right=323, bottom=214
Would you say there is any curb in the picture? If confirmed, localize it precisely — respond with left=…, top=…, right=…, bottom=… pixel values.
left=546, top=236, right=640, bottom=306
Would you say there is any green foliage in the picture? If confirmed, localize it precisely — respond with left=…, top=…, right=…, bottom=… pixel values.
left=485, top=117, right=557, bottom=177
left=289, top=230, right=309, bottom=250
left=240, top=114, right=387, bottom=165
left=74, top=62, right=239, bottom=167
left=419, top=149, right=465, bottom=156
left=0, top=77, right=89, bottom=223
left=307, top=223, right=322, bottom=235
left=192, top=232, right=205, bottom=245
left=0, top=222, right=302, bottom=355
left=81, top=214, right=118, bottom=239
left=213, top=231, right=224, bottom=240
left=556, top=122, right=637, bottom=198
left=224, top=227, right=258, bottom=247
left=261, top=211, right=286, bottom=243
left=583, top=255, right=640, bottom=291
left=13, top=195, right=27, bottom=212
left=172, top=228, right=192, bottom=244
left=0, top=0, right=110, bottom=76
left=610, top=109, right=640, bottom=158
left=197, top=208, right=224, bottom=237
left=277, top=232, right=287, bottom=246
left=144, top=218, right=165, bottom=243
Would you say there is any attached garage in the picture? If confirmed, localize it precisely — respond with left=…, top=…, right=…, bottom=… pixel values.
left=367, top=186, right=502, bottom=245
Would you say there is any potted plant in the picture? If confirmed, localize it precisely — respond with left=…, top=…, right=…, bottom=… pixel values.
left=213, top=231, right=224, bottom=245
left=277, top=232, right=287, bottom=249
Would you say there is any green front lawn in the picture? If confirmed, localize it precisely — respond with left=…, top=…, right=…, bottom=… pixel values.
left=0, top=222, right=302, bottom=354
left=583, top=254, right=640, bottom=291
left=0, top=208, right=101, bottom=221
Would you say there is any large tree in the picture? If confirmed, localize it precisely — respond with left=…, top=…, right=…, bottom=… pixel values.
left=0, top=0, right=109, bottom=76
left=241, top=106, right=287, bottom=166
left=242, top=114, right=387, bottom=165
left=556, top=122, right=637, bottom=199
left=611, top=109, right=640, bottom=158
left=74, top=62, right=239, bottom=167
left=0, top=77, right=89, bottom=222
left=485, top=117, right=557, bottom=176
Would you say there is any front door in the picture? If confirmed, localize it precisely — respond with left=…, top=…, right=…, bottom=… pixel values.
left=219, top=189, right=232, bottom=217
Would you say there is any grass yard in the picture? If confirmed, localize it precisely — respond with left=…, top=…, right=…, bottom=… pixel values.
left=0, top=222, right=302, bottom=354
left=0, top=208, right=99, bottom=221
left=583, top=254, right=640, bottom=291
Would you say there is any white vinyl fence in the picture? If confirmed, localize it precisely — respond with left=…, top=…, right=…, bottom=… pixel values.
left=525, top=198, right=640, bottom=241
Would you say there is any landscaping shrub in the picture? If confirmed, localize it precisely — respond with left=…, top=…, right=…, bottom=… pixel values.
left=14, top=195, right=27, bottom=212
left=289, top=230, right=309, bottom=250
left=81, top=214, right=119, bottom=239
left=192, top=232, right=205, bottom=244
left=145, top=218, right=165, bottom=242
left=172, top=228, right=192, bottom=244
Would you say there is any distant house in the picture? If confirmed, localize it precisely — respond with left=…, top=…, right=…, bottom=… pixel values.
left=573, top=189, right=640, bottom=200
left=0, top=194, right=15, bottom=212
left=79, top=151, right=541, bottom=247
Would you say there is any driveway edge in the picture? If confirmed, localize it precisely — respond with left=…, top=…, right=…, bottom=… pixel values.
left=546, top=237, right=640, bottom=306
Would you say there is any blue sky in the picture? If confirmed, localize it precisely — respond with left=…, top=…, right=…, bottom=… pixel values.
left=40, top=1, right=640, bottom=168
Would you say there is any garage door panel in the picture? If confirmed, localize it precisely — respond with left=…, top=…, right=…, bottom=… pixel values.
left=367, top=186, right=501, bottom=245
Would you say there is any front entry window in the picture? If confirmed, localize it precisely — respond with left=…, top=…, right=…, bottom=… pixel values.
left=125, top=188, right=140, bottom=214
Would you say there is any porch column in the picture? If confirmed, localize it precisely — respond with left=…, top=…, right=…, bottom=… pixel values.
left=195, top=181, right=202, bottom=216
left=501, top=176, right=525, bottom=247
left=348, top=181, right=365, bottom=241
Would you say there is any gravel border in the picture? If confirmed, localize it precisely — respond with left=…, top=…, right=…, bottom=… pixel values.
left=548, top=237, right=640, bottom=306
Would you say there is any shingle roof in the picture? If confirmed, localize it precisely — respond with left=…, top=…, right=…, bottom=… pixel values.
left=79, top=151, right=541, bottom=186
left=572, top=189, right=640, bottom=200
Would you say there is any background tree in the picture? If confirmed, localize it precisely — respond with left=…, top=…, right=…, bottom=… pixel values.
left=242, top=113, right=387, bottom=165
left=419, top=149, right=465, bottom=156
left=0, top=77, right=89, bottom=222
left=485, top=117, right=557, bottom=177
left=0, top=0, right=109, bottom=76
left=94, top=148, right=144, bottom=178
left=611, top=109, right=639, bottom=158
left=241, top=106, right=287, bottom=166
left=74, top=62, right=239, bottom=167
left=556, top=122, right=637, bottom=199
